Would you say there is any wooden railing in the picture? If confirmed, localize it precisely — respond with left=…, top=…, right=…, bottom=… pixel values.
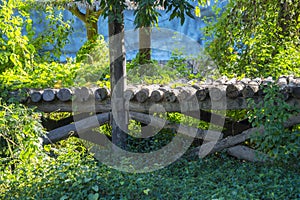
left=12, top=76, right=300, bottom=162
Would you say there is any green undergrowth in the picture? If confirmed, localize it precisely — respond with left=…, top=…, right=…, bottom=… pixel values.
left=0, top=138, right=299, bottom=199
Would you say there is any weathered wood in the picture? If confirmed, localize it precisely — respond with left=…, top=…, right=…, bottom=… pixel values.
left=95, top=87, right=110, bottom=101
left=30, top=90, right=42, bottom=103
left=185, top=110, right=251, bottom=136
left=262, top=76, right=274, bottom=85
left=209, top=85, right=226, bottom=101
left=242, top=82, right=259, bottom=98
left=41, top=112, right=93, bottom=131
left=109, top=10, right=127, bottom=149
left=57, top=88, right=73, bottom=102
left=129, top=112, right=222, bottom=140
left=150, top=89, right=164, bottom=102
left=25, top=96, right=268, bottom=113
left=226, top=83, right=245, bottom=98
left=240, top=77, right=251, bottom=84
left=214, top=76, right=228, bottom=84
left=277, top=76, right=288, bottom=88
left=252, top=77, right=262, bottom=85
left=124, top=86, right=140, bottom=100
left=188, top=113, right=300, bottom=158
left=280, top=87, right=290, bottom=101
left=292, top=87, right=300, bottom=99
left=41, top=112, right=110, bottom=145
left=176, top=86, right=197, bottom=101
left=74, top=87, right=91, bottom=102
left=165, top=88, right=181, bottom=102
left=227, top=145, right=272, bottom=162
left=288, top=76, right=300, bottom=86
left=135, top=85, right=159, bottom=103
left=42, top=89, right=57, bottom=102
left=195, top=87, right=208, bottom=101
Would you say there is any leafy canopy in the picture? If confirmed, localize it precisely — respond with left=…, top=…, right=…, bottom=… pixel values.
left=204, top=0, right=300, bottom=78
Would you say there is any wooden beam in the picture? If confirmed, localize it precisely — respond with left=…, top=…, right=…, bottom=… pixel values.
left=26, top=95, right=300, bottom=113
left=41, top=112, right=110, bottom=145
left=129, top=112, right=223, bottom=140
left=187, top=113, right=300, bottom=158
left=227, top=145, right=272, bottom=163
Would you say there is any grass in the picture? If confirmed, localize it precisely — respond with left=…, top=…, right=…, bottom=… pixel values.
left=1, top=145, right=299, bottom=199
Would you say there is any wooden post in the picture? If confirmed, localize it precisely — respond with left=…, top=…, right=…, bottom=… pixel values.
left=108, top=7, right=128, bottom=149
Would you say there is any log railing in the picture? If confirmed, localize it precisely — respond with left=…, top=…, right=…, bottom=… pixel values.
left=12, top=76, right=300, bottom=162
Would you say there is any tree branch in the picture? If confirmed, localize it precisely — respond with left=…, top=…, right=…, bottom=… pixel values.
left=67, top=5, right=87, bottom=23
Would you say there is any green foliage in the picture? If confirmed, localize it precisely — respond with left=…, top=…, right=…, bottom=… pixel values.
left=0, top=0, right=35, bottom=73
left=0, top=1, right=72, bottom=73
left=1, top=151, right=299, bottom=199
left=30, top=5, right=73, bottom=61
left=204, top=0, right=300, bottom=78
left=166, top=49, right=190, bottom=77
left=0, top=61, right=80, bottom=90
left=0, top=101, right=44, bottom=172
left=127, top=55, right=178, bottom=85
left=248, top=83, right=300, bottom=162
left=75, top=35, right=110, bottom=87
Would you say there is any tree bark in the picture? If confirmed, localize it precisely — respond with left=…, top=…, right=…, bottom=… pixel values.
left=86, top=20, right=98, bottom=41
left=108, top=9, right=128, bottom=149
left=139, top=26, right=151, bottom=63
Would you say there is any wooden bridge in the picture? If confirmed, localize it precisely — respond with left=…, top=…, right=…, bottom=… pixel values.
left=13, top=76, right=300, bottom=162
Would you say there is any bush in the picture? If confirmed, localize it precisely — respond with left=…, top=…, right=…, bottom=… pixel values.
left=0, top=61, right=79, bottom=90
left=204, top=0, right=300, bottom=78
left=248, top=83, right=300, bottom=163
left=0, top=101, right=44, bottom=172
left=127, top=54, right=177, bottom=85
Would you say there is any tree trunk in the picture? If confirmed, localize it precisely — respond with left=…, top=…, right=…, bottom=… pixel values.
left=85, top=6, right=99, bottom=41
left=86, top=20, right=98, bottom=41
left=139, top=27, right=151, bottom=63
left=108, top=12, right=128, bottom=149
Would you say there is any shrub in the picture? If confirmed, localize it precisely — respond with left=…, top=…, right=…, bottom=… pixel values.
left=248, top=83, right=300, bottom=163
left=203, top=0, right=300, bottom=78
left=0, top=101, right=44, bottom=172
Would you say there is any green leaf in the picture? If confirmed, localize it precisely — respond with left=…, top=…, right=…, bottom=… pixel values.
left=195, top=6, right=201, bottom=17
